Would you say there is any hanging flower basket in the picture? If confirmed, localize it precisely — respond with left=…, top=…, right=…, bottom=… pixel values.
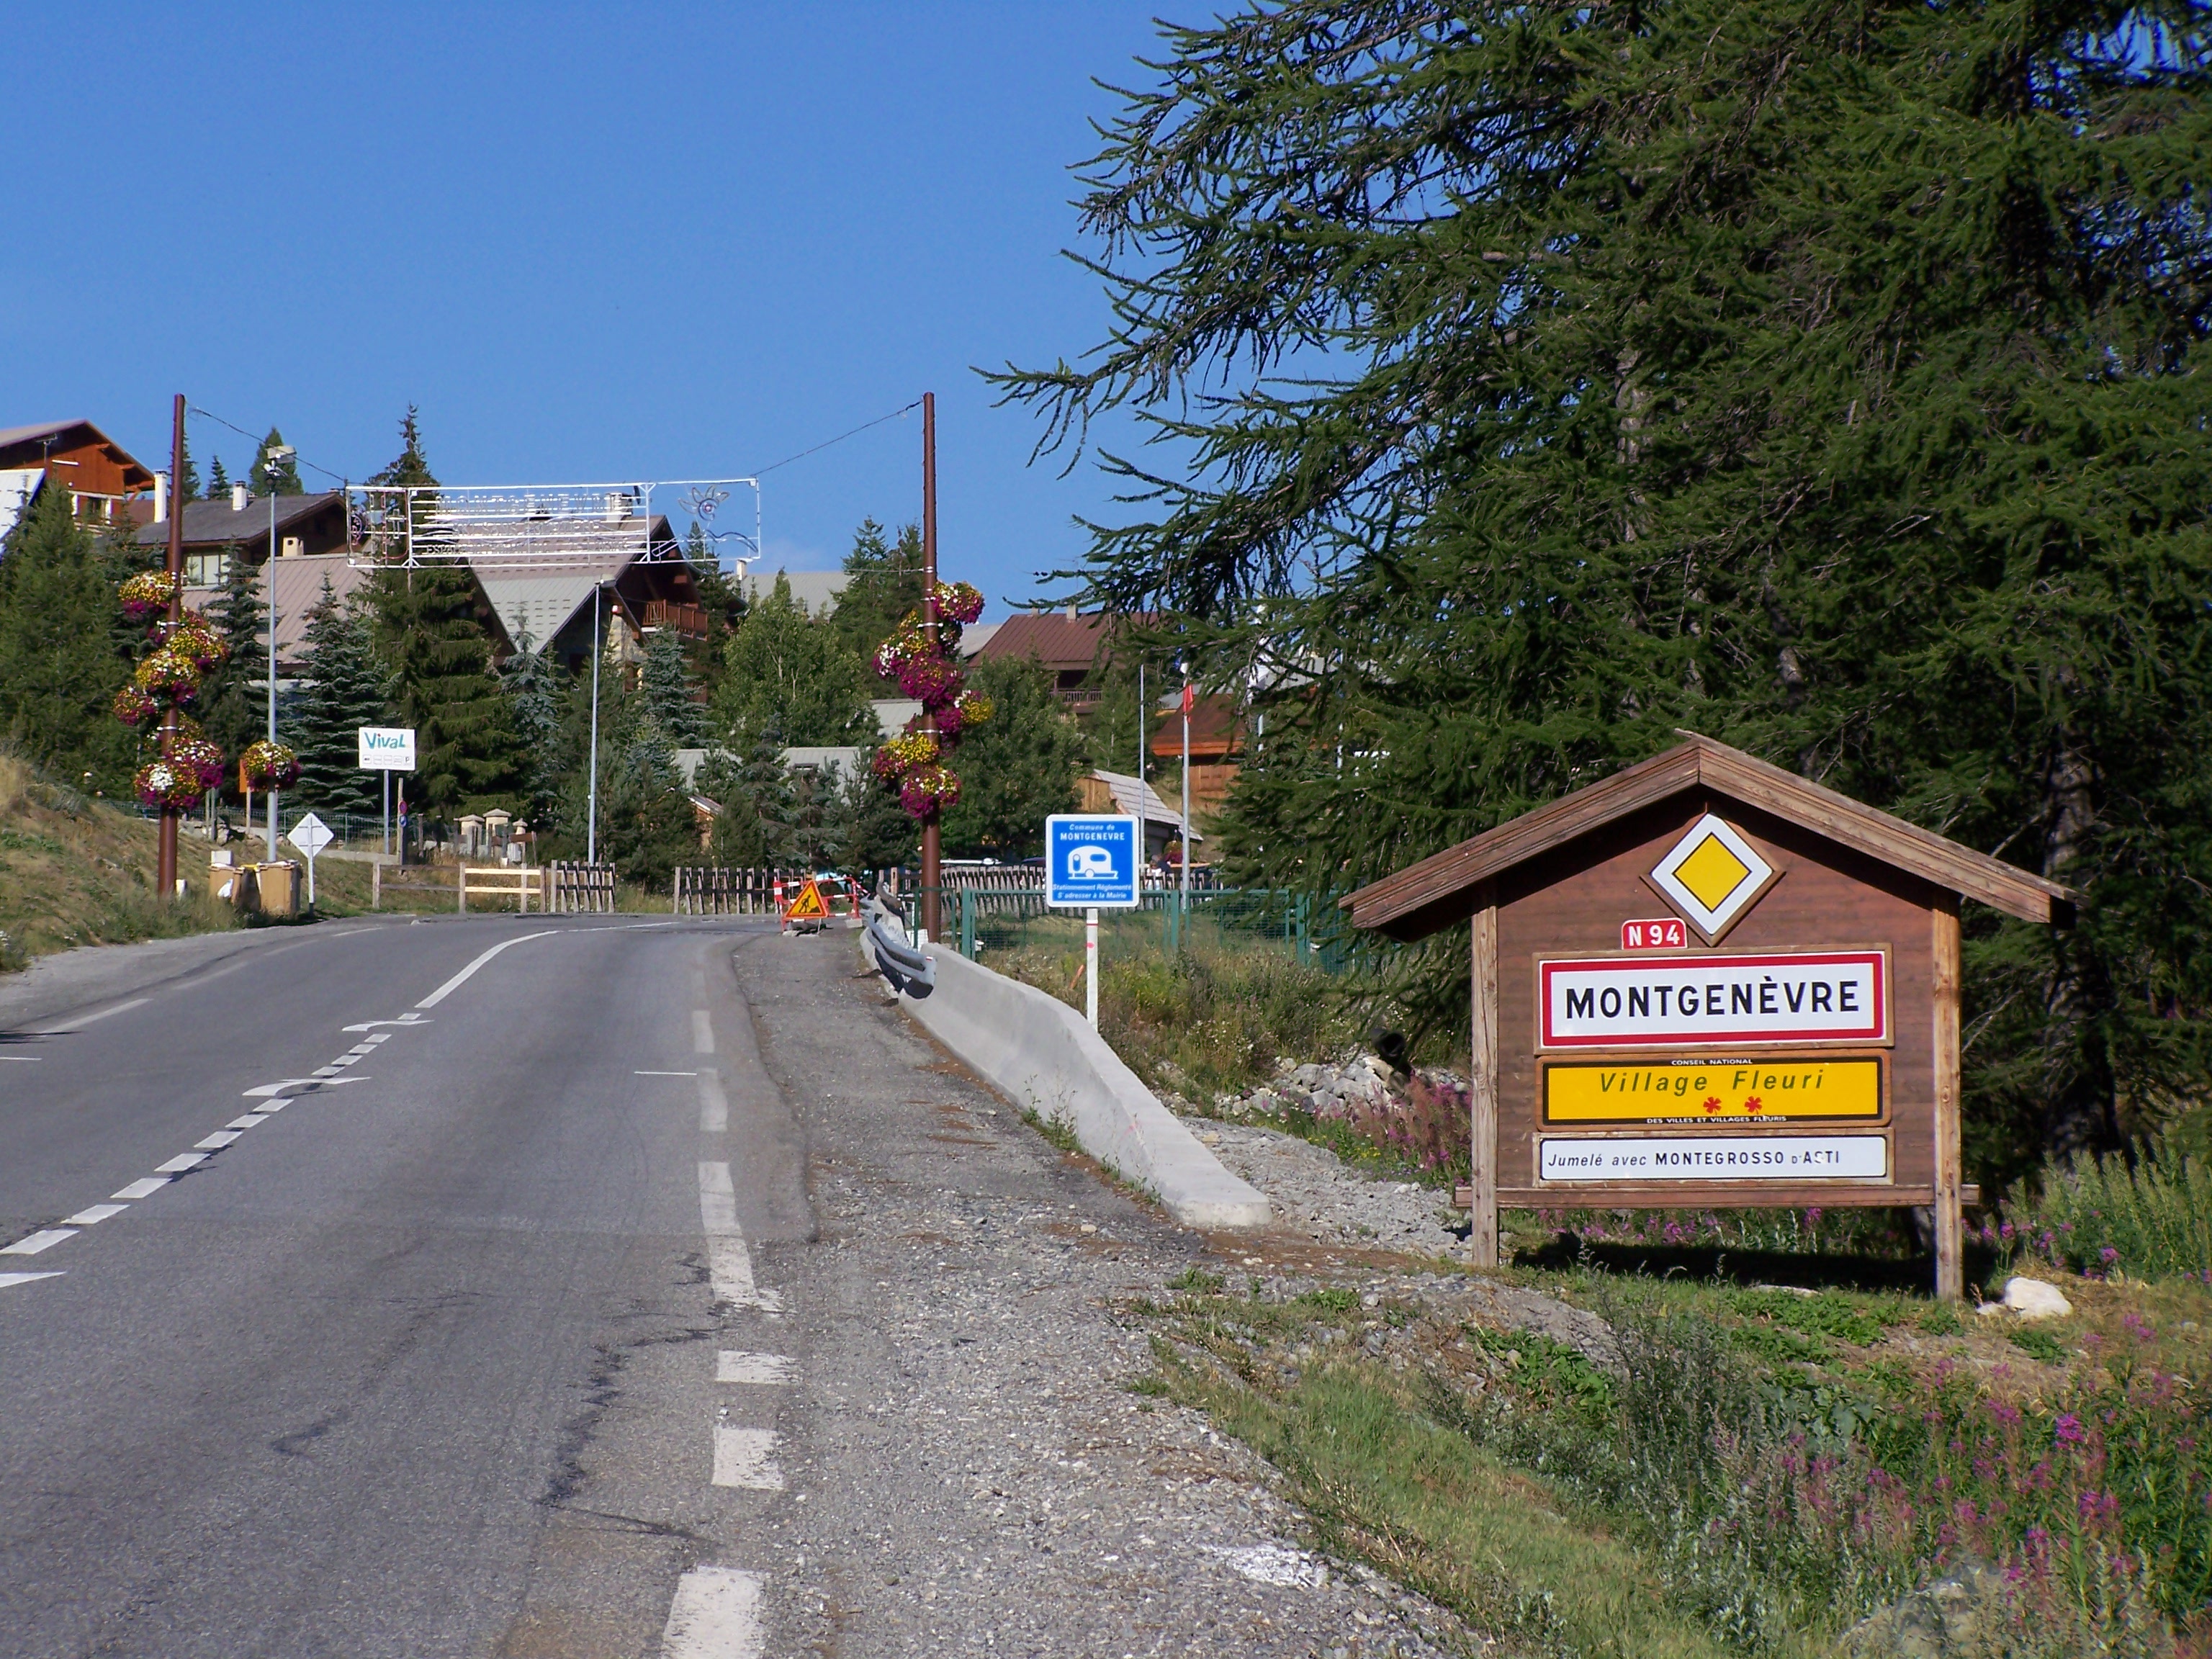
left=112, top=685, right=158, bottom=729
left=134, top=760, right=207, bottom=811
left=163, top=614, right=228, bottom=670
left=239, top=739, right=300, bottom=790
left=929, top=581, right=985, bottom=625
left=134, top=647, right=202, bottom=705
left=118, top=569, right=180, bottom=621
left=898, top=655, right=960, bottom=706
left=899, top=763, right=961, bottom=820
left=952, top=688, right=992, bottom=728
left=873, top=621, right=932, bottom=678
left=172, top=737, right=226, bottom=789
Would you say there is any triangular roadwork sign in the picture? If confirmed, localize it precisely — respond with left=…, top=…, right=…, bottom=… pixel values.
left=783, top=876, right=831, bottom=921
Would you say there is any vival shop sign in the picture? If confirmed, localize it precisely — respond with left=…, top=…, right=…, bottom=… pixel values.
left=1538, top=1134, right=1889, bottom=1182
left=1538, top=949, right=1888, bottom=1049
left=357, top=727, right=417, bottom=770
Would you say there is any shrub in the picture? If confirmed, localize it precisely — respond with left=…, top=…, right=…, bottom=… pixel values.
left=2000, top=1146, right=2212, bottom=1285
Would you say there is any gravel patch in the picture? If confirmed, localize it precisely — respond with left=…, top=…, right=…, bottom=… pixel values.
left=732, top=934, right=1484, bottom=1658
left=1179, top=1116, right=1469, bottom=1261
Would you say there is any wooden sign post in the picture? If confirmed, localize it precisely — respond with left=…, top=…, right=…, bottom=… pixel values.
left=1344, top=737, right=2072, bottom=1300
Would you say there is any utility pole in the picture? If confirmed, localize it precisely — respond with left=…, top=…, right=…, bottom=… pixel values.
left=157, top=395, right=184, bottom=899
left=264, top=457, right=291, bottom=861
left=587, top=582, right=603, bottom=864
left=920, top=391, right=941, bottom=943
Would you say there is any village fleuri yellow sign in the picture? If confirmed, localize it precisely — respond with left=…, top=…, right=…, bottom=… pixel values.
left=1542, top=1055, right=1884, bottom=1124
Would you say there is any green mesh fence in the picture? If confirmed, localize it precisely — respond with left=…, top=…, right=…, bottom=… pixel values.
left=899, top=887, right=1352, bottom=973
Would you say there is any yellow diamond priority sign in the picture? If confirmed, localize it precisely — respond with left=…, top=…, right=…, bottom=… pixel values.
left=1649, top=813, right=1776, bottom=942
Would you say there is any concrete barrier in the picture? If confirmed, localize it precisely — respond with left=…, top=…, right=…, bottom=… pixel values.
left=863, top=920, right=1271, bottom=1231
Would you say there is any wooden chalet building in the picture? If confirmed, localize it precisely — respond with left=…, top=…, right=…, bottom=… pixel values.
left=0, top=418, right=158, bottom=545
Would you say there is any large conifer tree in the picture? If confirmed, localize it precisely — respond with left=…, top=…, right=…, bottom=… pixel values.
left=364, top=410, right=523, bottom=816
left=199, top=550, right=266, bottom=796
left=291, top=578, right=387, bottom=822
left=0, top=483, right=136, bottom=788
left=1002, top=0, right=2212, bottom=1179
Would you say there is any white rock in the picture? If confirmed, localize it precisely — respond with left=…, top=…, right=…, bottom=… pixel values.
left=2002, top=1277, right=2073, bottom=1321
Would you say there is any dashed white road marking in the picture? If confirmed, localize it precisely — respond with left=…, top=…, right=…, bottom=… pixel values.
left=341, top=1016, right=424, bottom=1034
left=635, top=1070, right=698, bottom=1076
left=660, top=1566, right=766, bottom=1659
left=226, top=1115, right=266, bottom=1130
left=0, top=1055, right=42, bottom=1063
left=63, top=1204, right=127, bottom=1226
left=2, top=1229, right=77, bottom=1256
left=112, top=1177, right=168, bottom=1200
left=716, top=1351, right=794, bottom=1385
left=194, top=1130, right=241, bottom=1149
left=698, top=1071, right=728, bottom=1133
left=0, top=1272, right=63, bottom=1290
left=415, top=932, right=555, bottom=1009
left=692, top=1010, right=715, bottom=1053
left=711, top=1426, right=785, bottom=1490
left=154, top=1153, right=207, bottom=1174
left=698, top=1161, right=778, bottom=1312
left=242, top=1076, right=367, bottom=1099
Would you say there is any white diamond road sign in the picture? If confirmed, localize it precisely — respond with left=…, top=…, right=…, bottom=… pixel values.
left=1044, top=814, right=1140, bottom=909
left=287, top=812, right=334, bottom=858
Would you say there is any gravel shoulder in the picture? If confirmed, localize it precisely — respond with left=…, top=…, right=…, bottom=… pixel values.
left=734, top=930, right=1486, bottom=1658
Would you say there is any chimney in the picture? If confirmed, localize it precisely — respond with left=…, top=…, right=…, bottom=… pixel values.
left=1065, top=603, right=1078, bottom=622
left=230, top=484, right=249, bottom=511
left=153, top=470, right=168, bottom=524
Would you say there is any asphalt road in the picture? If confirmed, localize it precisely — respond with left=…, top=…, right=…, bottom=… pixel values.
left=0, top=914, right=808, bottom=1659
left=0, top=914, right=1470, bottom=1659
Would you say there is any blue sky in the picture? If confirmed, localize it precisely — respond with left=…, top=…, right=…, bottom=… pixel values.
left=0, top=3, right=1169, bottom=609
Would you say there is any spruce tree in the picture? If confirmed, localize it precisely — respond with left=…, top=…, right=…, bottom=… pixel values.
left=697, top=732, right=796, bottom=868
left=499, top=631, right=563, bottom=827
left=1001, top=0, right=2212, bottom=1182
left=642, top=628, right=707, bottom=748
left=199, top=550, right=266, bottom=791
left=939, top=654, right=1084, bottom=860
left=176, top=427, right=201, bottom=502
left=249, top=427, right=304, bottom=497
left=829, top=518, right=926, bottom=668
left=0, top=483, right=135, bottom=789
left=364, top=410, right=522, bottom=816
left=291, top=578, right=387, bottom=823
left=206, top=455, right=229, bottom=500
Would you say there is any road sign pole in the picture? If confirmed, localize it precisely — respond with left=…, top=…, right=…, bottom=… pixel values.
left=1086, top=907, right=1099, bottom=1029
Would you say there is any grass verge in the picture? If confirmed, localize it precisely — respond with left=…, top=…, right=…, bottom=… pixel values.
left=1129, top=1262, right=2211, bottom=1655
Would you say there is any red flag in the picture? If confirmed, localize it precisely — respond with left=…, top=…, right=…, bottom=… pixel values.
left=1179, top=683, right=1195, bottom=715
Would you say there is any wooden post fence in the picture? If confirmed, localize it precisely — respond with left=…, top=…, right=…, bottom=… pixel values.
left=544, top=860, right=616, bottom=914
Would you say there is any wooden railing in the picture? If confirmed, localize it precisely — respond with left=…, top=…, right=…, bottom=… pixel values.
left=545, top=861, right=616, bottom=914
left=673, top=866, right=787, bottom=916
left=458, top=865, right=539, bottom=913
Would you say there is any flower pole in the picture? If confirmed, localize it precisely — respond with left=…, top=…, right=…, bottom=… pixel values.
left=157, top=394, right=185, bottom=897
left=872, top=576, right=991, bottom=930
left=116, top=570, right=228, bottom=843
left=920, top=392, right=940, bottom=940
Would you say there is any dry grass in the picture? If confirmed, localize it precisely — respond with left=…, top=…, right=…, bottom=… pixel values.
left=0, top=748, right=239, bottom=968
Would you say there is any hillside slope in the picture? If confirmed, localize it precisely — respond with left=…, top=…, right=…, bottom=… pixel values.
left=0, top=750, right=236, bottom=971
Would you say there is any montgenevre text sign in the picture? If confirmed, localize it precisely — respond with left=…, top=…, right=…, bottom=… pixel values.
left=357, top=727, right=417, bottom=770
left=1537, top=1133, right=1889, bottom=1182
left=1538, top=949, right=1887, bottom=1049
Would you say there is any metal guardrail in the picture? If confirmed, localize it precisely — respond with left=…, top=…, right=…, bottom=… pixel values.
left=864, top=900, right=935, bottom=997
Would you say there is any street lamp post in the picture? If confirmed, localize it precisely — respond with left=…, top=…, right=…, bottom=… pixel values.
left=587, top=579, right=608, bottom=865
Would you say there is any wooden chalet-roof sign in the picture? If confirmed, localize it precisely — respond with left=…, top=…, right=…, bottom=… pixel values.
left=1341, top=735, right=2072, bottom=1300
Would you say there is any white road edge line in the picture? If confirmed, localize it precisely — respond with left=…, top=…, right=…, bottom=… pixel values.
left=636, top=1070, right=698, bottom=1076
left=0, top=1272, right=63, bottom=1290
left=716, top=1351, right=794, bottom=1385
left=711, top=1427, right=785, bottom=1490
left=32, top=997, right=149, bottom=1034
left=415, top=932, right=557, bottom=1010
left=691, top=1010, right=715, bottom=1053
left=1, top=1228, right=78, bottom=1256
left=698, top=1071, right=729, bottom=1134
left=194, top=1131, right=241, bottom=1149
left=63, top=1204, right=127, bottom=1226
left=698, top=1161, right=778, bottom=1312
left=112, top=1177, right=168, bottom=1200
left=154, top=1153, right=207, bottom=1174
left=660, top=1567, right=767, bottom=1659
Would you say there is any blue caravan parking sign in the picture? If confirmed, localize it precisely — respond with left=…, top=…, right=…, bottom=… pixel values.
left=1045, top=815, right=1140, bottom=908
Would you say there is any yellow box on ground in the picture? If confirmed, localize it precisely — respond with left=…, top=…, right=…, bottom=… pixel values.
left=1542, top=1056, right=1882, bottom=1123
